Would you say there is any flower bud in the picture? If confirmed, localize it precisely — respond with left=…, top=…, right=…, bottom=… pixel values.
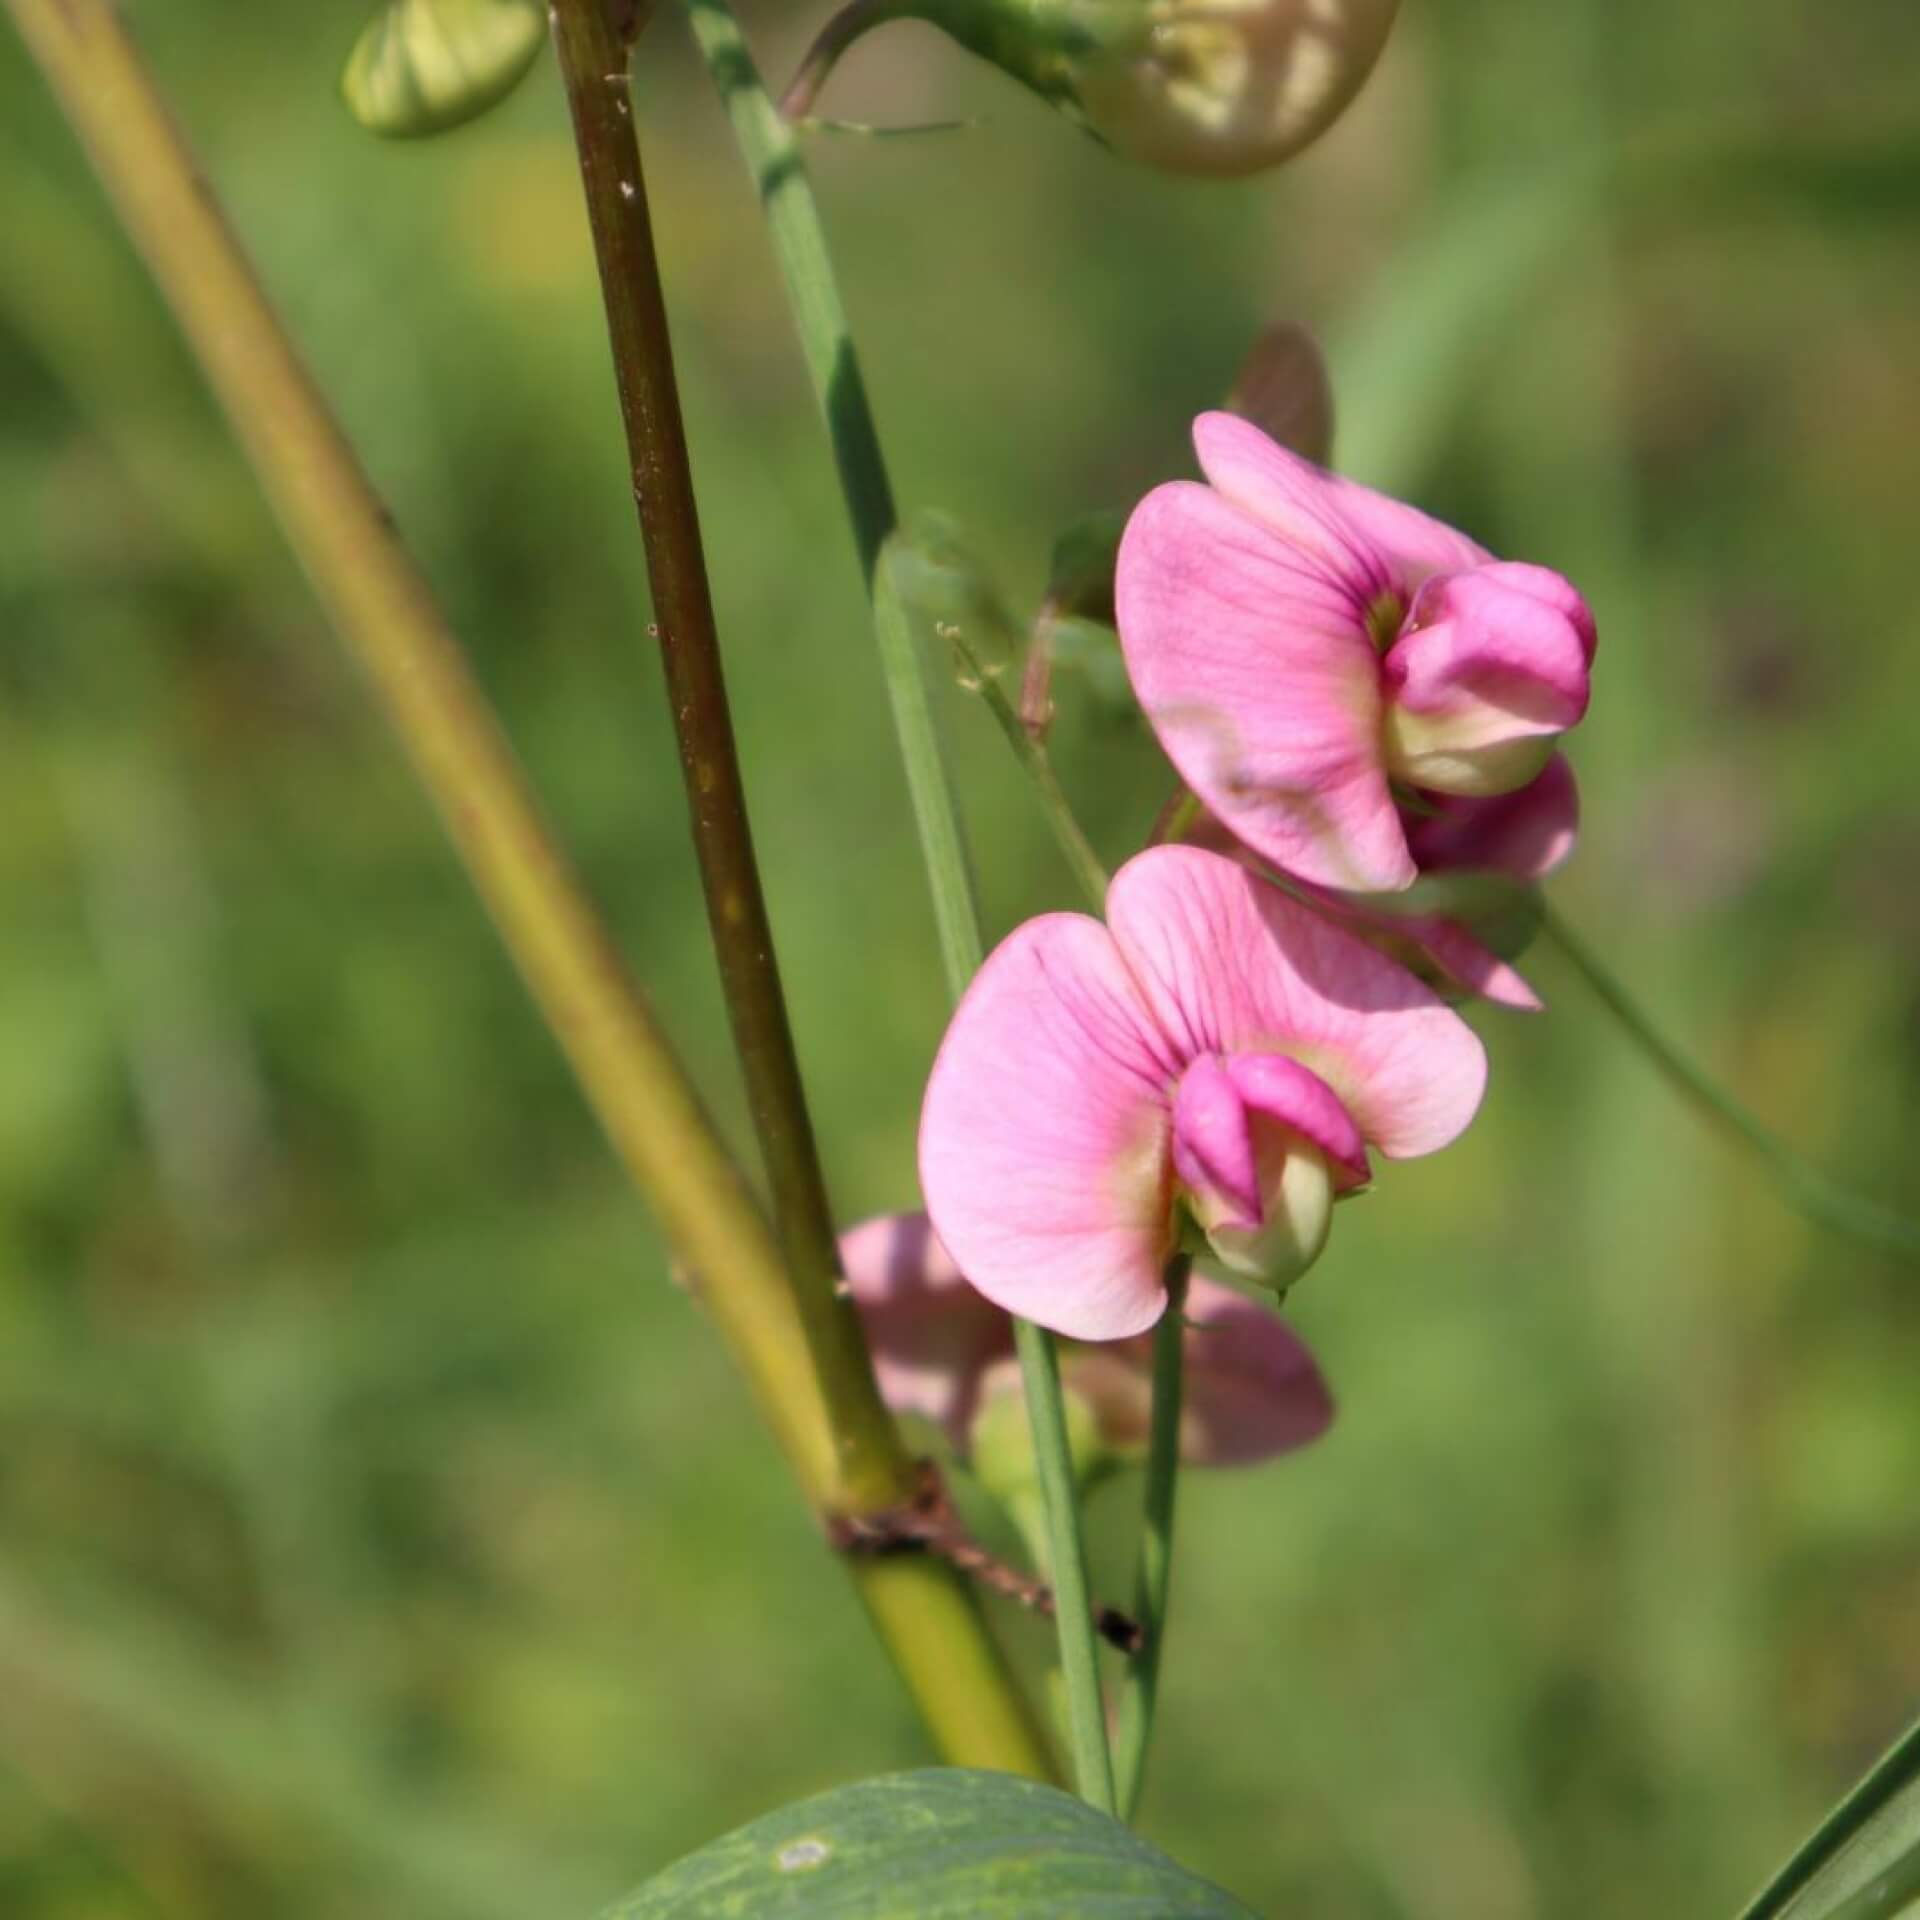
left=342, top=0, right=546, bottom=139
left=785, top=0, right=1399, bottom=177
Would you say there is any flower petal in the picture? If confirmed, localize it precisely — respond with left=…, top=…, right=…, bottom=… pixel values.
left=1410, top=916, right=1545, bottom=1012
left=1117, top=478, right=1413, bottom=891
left=838, top=1211, right=1011, bottom=1445
left=1170, top=1054, right=1261, bottom=1225
left=919, top=914, right=1178, bottom=1340
left=1178, top=1276, right=1335, bottom=1463
left=1105, top=846, right=1488, bottom=1159
left=1062, top=1275, right=1334, bottom=1465
left=1404, top=754, right=1580, bottom=883
left=1224, top=1051, right=1370, bottom=1184
left=1192, top=410, right=1489, bottom=590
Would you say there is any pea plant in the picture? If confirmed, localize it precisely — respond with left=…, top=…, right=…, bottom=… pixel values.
left=7, top=0, right=1916, bottom=1912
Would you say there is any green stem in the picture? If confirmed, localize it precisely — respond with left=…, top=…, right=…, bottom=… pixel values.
left=1539, top=904, right=1920, bottom=1263
left=10, top=0, right=1053, bottom=1782
left=1010, top=1315, right=1118, bottom=1815
left=1736, top=1714, right=1920, bottom=1920
left=875, top=539, right=989, bottom=995
left=949, top=627, right=1111, bottom=912
left=686, top=0, right=1114, bottom=1805
left=1114, top=1253, right=1190, bottom=1818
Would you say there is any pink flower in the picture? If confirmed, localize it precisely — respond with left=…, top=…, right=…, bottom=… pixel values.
left=917, top=844, right=1486, bottom=1340
left=839, top=1211, right=1334, bottom=1466
left=1185, top=754, right=1581, bottom=1010
left=1116, top=412, right=1597, bottom=894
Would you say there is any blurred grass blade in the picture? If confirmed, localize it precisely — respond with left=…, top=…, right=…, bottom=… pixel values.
left=1740, top=1715, right=1920, bottom=1920
left=341, top=0, right=546, bottom=138
left=601, top=1768, right=1256, bottom=1917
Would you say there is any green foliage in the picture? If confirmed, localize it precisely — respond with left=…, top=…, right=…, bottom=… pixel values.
left=602, top=1769, right=1257, bottom=1917
left=342, top=0, right=548, bottom=137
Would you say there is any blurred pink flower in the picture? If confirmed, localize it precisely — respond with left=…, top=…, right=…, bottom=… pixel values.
left=839, top=1211, right=1334, bottom=1467
left=917, top=844, right=1486, bottom=1340
left=1116, top=412, right=1596, bottom=895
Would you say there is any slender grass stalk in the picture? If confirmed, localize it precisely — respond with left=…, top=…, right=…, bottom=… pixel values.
left=1540, top=905, right=1920, bottom=1263
left=7, top=0, right=1052, bottom=1779
left=1113, top=1254, right=1190, bottom=1818
left=1736, top=1714, right=1920, bottom=1920
left=1007, top=1314, right=1118, bottom=1814
left=685, top=0, right=1116, bottom=1806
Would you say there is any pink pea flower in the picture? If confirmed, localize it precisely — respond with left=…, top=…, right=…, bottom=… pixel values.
left=917, top=843, right=1486, bottom=1341
left=1116, top=411, right=1597, bottom=895
left=1184, top=753, right=1581, bottom=1010
left=839, top=1211, right=1333, bottom=1467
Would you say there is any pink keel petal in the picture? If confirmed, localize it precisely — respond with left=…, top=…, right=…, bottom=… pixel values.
left=1116, top=479, right=1414, bottom=893
left=1104, top=847, right=1488, bottom=1160
left=1384, top=565, right=1595, bottom=753
left=1170, top=1055, right=1262, bottom=1226
left=1224, top=1052, right=1370, bottom=1185
left=918, top=914, right=1177, bottom=1341
left=838, top=1212, right=1012, bottom=1445
left=1192, top=411, right=1490, bottom=590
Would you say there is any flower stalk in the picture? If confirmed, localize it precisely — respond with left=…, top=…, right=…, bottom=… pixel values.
left=9, top=0, right=1053, bottom=1781
left=1114, top=1252, right=1191, bottom=1817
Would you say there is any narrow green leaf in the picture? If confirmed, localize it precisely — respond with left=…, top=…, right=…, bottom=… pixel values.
left=341, top=0, right=548, bottom=139
left=600, top=1768, right=1258, bottom=1918
left=1740, top=1717, right=1920, bottom=1920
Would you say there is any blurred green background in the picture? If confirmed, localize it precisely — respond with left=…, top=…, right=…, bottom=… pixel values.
left=2, top=0, right=1918, bottom=1914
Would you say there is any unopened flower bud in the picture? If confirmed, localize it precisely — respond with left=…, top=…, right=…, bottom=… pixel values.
left=342, top=0, right=547, bottom=138
left=785, top=0, right=1399, bottom=177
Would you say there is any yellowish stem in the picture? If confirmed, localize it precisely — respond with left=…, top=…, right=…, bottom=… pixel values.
left=5, top=0, right=1054, bottom=1779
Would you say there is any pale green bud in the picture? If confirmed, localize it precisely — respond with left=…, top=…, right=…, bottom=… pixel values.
left=786, top=0, right=1399, bottom=178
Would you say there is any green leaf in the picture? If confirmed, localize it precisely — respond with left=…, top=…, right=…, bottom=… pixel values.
left=1741, top=1719, right=1920, bottom=1920
left=341, top=0, right=548, bottom=139
left=599, top=1768, right=1259, bottom=1918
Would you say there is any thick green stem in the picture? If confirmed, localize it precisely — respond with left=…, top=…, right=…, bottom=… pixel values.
left=1113, top=1253, right=1190, bottom=1817
left=10, top=0, right=1053, bottom=1781
left=1736, top=1713, right=1920, bottom=1920
left=686, top=0, right=1114, bottom=1805
left=1540, top=905, right=1920, bottom=1263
